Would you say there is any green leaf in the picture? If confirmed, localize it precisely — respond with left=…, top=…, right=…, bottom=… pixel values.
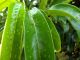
left=48, top=0, right=72, bottom=7
left=0, top=0, right=16, bottom=11
left=52, top=0, right=72, bottom=5
left=57, top=16, right=69, bottom=33
left=53, top=16, right=69, bottom=33
left=16, top=0, right=20, bottom=2
left=0, top=31, right=3, bottom=43
left=0, top=2, right=25, bottom=60
left=0, top=0, right=5, bottom=4
left=0, top=44, right=1, bottom=58
left=39, top=0, right=48, bottom=9
left=24, top=7, right=55, bottom=60
left=47, top=3, right=80, bottom=42
left=41, top=11, right=61, bottom=52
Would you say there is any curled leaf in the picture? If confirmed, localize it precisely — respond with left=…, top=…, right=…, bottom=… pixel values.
left=47, top=3, right=80, bottom=42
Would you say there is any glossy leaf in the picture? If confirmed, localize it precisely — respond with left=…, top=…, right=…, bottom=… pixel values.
left=0, top=2, right=25, bottom=60
left=47, top=3, right=80, bottom=42
left=24, top=7, right=55, bottom=60
left=41, top=11, right=61, bottom=52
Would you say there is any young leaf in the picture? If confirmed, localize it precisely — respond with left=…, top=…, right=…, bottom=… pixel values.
left=0, top=2, right=25, bottom=60
left=0, top=44, right=1, bottom=58
left=0, top=0, right=5, bottom=4
left=41, top=11, right=61, bottom=52
left=24, top=7, right=55, bottom=60
left=47, top=3, right=80, bottom=42
left=0, top=0, right=16, bottom=11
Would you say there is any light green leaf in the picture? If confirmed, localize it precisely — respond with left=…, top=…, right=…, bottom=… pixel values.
left=24, top=7, right=55, bottom=60
left=47, top=3, right=80, bottom=42
left=0, top=0, right=16, bottom=11
left=0, top=44, right=1, bottom=58
left=0, top=2, right=25, bottom=60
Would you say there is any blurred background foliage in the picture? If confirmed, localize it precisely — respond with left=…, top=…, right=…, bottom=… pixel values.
left=0, top=0, right=80, bottom=60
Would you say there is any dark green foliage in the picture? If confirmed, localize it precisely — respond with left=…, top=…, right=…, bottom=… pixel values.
left=0, top=0, right=80, bottom=60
